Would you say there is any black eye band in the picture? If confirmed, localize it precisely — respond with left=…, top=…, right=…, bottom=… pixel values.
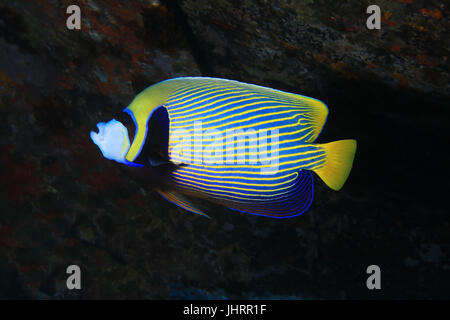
left=113, top=111, right=131, bottom=126
left=113, top=111, right=136, bottom=142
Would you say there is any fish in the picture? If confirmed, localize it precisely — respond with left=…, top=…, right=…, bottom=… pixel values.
left=90, top=77, right=357, bottom=218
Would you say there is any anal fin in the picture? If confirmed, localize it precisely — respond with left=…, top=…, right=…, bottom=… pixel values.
left=222, top=170, right=314, bottom=218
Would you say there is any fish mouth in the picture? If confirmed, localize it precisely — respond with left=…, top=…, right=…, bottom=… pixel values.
left=90, top=122, right=105, bottom=144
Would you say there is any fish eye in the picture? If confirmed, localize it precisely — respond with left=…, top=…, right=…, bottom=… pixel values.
left=113, top=111, right=136, bottom=142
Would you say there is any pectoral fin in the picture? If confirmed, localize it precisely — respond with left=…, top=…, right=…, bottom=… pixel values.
left=157, top=189, right=210, bottom=218
left=146, top=154, right=171, bottom=167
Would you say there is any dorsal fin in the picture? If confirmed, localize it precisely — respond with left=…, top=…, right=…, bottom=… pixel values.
left=165, top=77, right=329, bottom=143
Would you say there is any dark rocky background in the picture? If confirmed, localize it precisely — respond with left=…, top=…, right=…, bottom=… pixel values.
left=0, top=0, right=448, bottom=299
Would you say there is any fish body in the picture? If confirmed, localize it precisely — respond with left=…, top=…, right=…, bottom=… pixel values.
left=91, top=77, right=357, bottom=218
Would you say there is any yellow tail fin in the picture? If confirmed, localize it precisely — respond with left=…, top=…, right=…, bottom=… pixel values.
left=313, top=140, right=357, bottom=191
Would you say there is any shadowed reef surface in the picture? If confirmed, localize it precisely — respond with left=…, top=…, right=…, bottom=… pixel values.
left=0, top=0, right=448, bottom=299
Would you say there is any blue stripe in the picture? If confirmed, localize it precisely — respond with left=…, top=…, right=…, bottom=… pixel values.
left=161, top=78, right=325, bottom=217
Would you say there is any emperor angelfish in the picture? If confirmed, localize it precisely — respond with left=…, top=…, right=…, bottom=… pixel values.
left=90, top=77, right=357, bottom=218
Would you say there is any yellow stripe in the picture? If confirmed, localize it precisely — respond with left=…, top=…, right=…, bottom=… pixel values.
left=170, top=96, right=287, bottom=120
left=168, top=81, right=306, bottom=110
left=169, top=90, right=254, bottom=115
left=124, top=79, right=180, bottom=161
left=176, top=146, right=321, bottom=162
left=174, top=168, right=297, bottom=181
left=172, top=175, right=295, bottom=194
left=170, top=91, right=305, bottom=117
left=173, top=179, right=299, bottom=201
left=168, top=78, right=315, bottom=113
left=169, top=85, right=247, bottom=106
left=174, top=157, right=326, bottom=175
left=168, top=82, right=217, bottom=100
left=173, top=171, right=298, bottom=187
left=171, top=104, right=305, bottom=127
left=173, top=109, right=301, bottom=131
left=168, top=85, right=243, bottom=107
left=125, top=113, right=148, bottom=161
left=168, top=82, right=235, bottom=100
left=168, top=125, right=313, bottom=150
left=171, top=150, right=324, bottom=165
left=169, top=113, right=303, bottom=140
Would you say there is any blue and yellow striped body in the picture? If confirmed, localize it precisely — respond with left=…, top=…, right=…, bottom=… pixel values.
left=122, top=77, right=356, bottom=218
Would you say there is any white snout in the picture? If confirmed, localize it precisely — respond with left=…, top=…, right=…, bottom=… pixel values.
left=90, top=119, right=131, bottom=164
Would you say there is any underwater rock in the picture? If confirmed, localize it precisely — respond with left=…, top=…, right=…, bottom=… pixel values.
left=177, top=0, right=449, bottom=97
left=0, top=0, right=448, bottom=299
